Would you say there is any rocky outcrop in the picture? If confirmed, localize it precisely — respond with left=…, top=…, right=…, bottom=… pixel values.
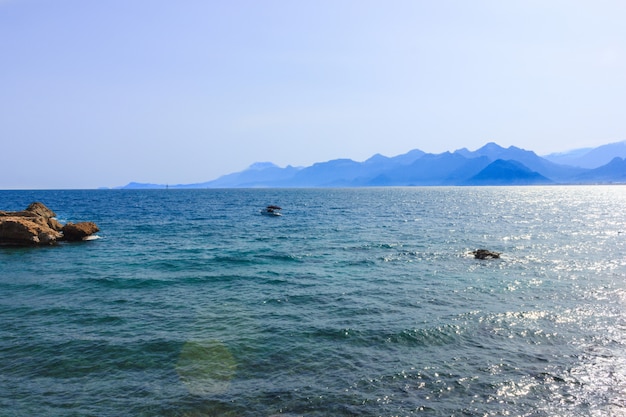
left=24, top=202, right=57, bottom=218
left=0, top=202, right=99, bottom=246
left=471, top=249, right=501, bottom=259
left=62, top=222, right=100, bottom=241
left=0, top=217, right=62, bottom=245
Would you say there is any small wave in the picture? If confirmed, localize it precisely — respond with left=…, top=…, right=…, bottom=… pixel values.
left=380, top=250, right=438, bottom=262
left=81, top=276, right=174, bottom=289
left=74, top=314, right=126, bottom=326
left=257, top=252, right=303, bottom=263
left=211, top=255, right=256, bottom=265
left=336, top=258, right=377, bottom=267
left=310, top=324, right=463, bottom=348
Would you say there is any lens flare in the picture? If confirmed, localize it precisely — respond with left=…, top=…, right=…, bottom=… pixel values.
left=176, top=340, right=237, bottom=396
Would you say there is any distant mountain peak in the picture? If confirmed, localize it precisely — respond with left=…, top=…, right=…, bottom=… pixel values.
left=466, top=159, right=553, bottom=185
left=477, top=142, right=504, bottom=151
left=365, top=153, right=389, bottom=163
left=248, top=162, right=279, bottom=170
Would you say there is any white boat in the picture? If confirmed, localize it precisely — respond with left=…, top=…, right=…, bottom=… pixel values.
left=261, top=205, right=282, bottom=216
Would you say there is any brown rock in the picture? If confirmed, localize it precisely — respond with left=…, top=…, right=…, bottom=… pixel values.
left=26, top=202, right=56, bottom=218
left=0, top=217, right=62, bottom=245
left=0, top=202, right=98, bottom=246
left=62, top=222, right=100, bottom=241
left=47, top=217, right=64, bottom=231
left=0, top=210, right=37, bottom=218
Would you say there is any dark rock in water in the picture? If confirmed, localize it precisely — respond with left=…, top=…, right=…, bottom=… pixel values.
left=62, top=222, right=100, bottom=241
left=0, top=202, right=98, bottom=246
left=472, top=249, right=501, bottom=259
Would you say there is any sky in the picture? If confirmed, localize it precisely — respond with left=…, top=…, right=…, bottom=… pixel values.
left=1, top=0, right=625, bottom=189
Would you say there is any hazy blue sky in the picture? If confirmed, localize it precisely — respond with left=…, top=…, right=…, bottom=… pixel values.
left=2, top=0, right=625, bottom=189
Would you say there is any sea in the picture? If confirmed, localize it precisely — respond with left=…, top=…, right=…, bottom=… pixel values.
left=1, top=186, right=625, bottom=417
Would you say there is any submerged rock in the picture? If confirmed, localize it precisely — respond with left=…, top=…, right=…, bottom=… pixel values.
left=0, top=202, right=99, bottom=246
left=471, top=249, right=501, bottom=259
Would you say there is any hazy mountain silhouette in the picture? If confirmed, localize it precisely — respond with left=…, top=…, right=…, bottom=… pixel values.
left=118, top=141, right=626, bottom=189
left=193, top=162, right=301, bottom=188
left=455, top=142, right=584, bottom=181
left=543, top=140, right=626, bottom=169
left=571, top=157, right=626, bottom=183
left=360, top=152, right=488, bottom=186
left=464, top=159, right=554, bottom=185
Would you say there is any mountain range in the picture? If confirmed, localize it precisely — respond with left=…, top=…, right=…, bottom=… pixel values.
left=119, top=141, right=626, bottom=189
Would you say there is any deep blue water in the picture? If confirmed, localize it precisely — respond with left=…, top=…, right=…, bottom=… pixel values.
left=1, top=187, right=625, bottom=416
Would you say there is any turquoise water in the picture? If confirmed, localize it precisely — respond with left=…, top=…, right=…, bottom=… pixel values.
left=1, top=187, right=625, bottom=416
